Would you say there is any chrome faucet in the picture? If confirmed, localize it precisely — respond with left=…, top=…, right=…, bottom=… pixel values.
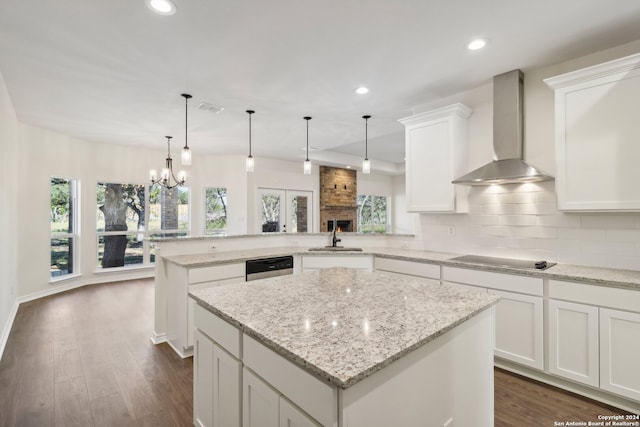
left=331, top=219, right=341, bottom=247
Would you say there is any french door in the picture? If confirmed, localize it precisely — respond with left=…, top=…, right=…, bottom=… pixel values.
left=257, top=188, right=312, bottom=233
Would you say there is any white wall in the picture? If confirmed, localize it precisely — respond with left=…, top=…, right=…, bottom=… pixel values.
left=0, top=71, right=19, bottom=354
left=416, top=40, right=640, bottom=270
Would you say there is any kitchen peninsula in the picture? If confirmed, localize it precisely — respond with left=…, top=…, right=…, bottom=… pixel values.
left=189, top=267, right=499, bottom=427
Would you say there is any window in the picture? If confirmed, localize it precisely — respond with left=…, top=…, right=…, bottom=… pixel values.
left=204, top=187, right=227, bottom=235
left=96, top=183, right=149, bottom=268
left=50, top=177, right=79, bottom=278
left=357, top=195, right=389, bottom=233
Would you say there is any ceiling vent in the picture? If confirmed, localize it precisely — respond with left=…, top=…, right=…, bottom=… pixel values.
left=197, top=102, right=224, bottom=114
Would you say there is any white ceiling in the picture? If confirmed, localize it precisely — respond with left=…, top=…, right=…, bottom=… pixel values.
left=1, top=0, right=640, bottom=173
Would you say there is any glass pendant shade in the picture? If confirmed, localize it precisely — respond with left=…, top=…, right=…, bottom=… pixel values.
left=161, top=167, right=170, bottom=181
left=303, top=159, right=312, bottom=175
left=246, top=155, right=255, bottom=172
left=181, top=146, right=191, bottom=166
left=149, top=169, right=158, bottom=182
left=362, top=158, right=371, bottom=174
left=178, top=170, right=187, bottom=183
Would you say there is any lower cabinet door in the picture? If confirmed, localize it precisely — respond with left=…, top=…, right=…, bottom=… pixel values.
left=213, top=343, right=241, bottom=427
left=194, top=329, right=214, bottom=427
left=279, top=397, right=320, bottom=427
left=548, top=299, right=599, bottom=387
left=194, top=330, right=241, bottom=427
left=599, top=308, right=640, bottom=401
left=243, top=368, right=279, bottom=427
left=490, top=290, right=544, bottom=370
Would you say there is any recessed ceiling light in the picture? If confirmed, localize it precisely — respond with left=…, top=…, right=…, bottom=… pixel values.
left=467, top=38, right=487, bottom=51
left=355, top=86, right=369, bottom=95
left=145, top=0, right=176, bottom=15
left=346, top=165, right=352, bottom=169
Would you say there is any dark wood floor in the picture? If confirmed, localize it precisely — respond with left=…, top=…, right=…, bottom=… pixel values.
left=0, top=279, right=631, bottom=426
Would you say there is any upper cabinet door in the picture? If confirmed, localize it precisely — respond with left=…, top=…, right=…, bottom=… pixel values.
left=399, top=103, right=471, bottom=213
left=545, top=53, right=640, bottom=211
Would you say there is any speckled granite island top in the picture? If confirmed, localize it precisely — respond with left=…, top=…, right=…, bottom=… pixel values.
left=189, top=267, right=499, bottom=389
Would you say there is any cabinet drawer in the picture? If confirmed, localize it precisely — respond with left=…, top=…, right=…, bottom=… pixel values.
left=374, top=257, right=440, bottom=280
left=549, top=280, right=640, bottom=313
left=194, top=303, right=240, bottom=358
left=243, top=334, right=337, bottom=427
left=443, top=266, right=543, bottom=296
left=302, top=255, right=372, bottom=271
left=189, top=262, right=245, bottom=284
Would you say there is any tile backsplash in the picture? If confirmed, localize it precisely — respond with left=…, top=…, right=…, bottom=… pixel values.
left=418, top=181, right=640, bottom=270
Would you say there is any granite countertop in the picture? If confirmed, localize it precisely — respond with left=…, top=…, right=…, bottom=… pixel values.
left=164, top=246, right=640, bottom=290
left=189, top=267, right=499, bottom=389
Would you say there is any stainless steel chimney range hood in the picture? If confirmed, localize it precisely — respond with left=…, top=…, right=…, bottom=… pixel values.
left=452, top=70, right=554, bottom=186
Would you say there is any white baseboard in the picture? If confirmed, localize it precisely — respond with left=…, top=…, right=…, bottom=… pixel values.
left=150, top=331, right=167, bottom=344
left=0, top=300, right=19, bottom=362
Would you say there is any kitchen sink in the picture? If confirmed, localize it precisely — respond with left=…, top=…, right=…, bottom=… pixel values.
left=308, top=247, right=363, bottom=252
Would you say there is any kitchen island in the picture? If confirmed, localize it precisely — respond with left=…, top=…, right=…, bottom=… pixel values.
left=189, top=267, right=499, bottom=427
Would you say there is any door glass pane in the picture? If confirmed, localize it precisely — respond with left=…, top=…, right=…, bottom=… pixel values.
left=290, top=195, right=308, bottom=233
left=261, top=193, right=281, bottom=232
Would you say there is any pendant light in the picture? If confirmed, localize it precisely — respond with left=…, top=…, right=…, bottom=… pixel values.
left=246, top=110, right=255, bottom=172
left=362, top=115, right=371, bottom=174
left=150, top=136, right=186, bottom=189
left=180, top=93, right=192, bottom=166
left=303, top=116, right=312, bottom=175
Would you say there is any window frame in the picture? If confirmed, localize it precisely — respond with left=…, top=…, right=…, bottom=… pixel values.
left=50, top=176, right=80, bottom=281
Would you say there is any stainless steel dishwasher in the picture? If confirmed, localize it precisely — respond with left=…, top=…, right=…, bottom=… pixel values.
left=245, top=255, right=294, bottom=281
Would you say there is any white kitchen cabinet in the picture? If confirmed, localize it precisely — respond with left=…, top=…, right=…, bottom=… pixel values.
left=279, top=397, right=321, bottom=427
left=301, top=255, right=372, bottom=272
left=442, top=266, right=544, bottom=370
left=194, top=329, right=241, bottom=427
left=399, top=103, right=471, bottom=213
left=243, top=368, right=280, bottom=427
left=490, top=289, right=544, bottom=370
left=544, top=53, right=640, bottom=211
left=373, top=257, right=441, bottom=286
left=548, top=299, right=599, bottom=387
left=166, top=260, right=245, bottom=357
left=599, top=308, right=640, bottom=401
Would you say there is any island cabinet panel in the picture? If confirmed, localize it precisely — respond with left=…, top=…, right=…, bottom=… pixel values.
left=243, top=368, right=280, bottom=427
left=544, top=52, right=640, bottom=211
left=194, top=303, right=241, bottom=358
left=548, top=299, right=599, bottom=387
left=167, top=260, right=245, bottom=358
left=399, top=103, right=471, bottom=213
left=339, top=308, right=495, bottom=427
left=243, top=335, right=337, bottom=427
left=301, top=255, right=372, bottom=272
left=373, top=257, right=440, bottom=286
left=279, top=397, right=321, bottom=427
left=599, top=308, right=640, bottom=401
left=442, top=267, right=544, bottom=370
left=194, top=329, right=241, bottom=427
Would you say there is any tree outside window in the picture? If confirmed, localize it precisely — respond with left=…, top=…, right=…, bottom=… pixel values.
left=96, top=183, right=146, bottom=268
left=357, top=195, right=389, bottom=233
left=205, top=187, right=227, bottom=235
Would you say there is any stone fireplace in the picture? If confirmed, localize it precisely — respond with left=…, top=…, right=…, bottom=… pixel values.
left=319, top=166, right=357, bottom=232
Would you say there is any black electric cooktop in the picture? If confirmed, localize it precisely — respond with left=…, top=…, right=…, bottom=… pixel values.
left=450, top=255, right=557, bottom=271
